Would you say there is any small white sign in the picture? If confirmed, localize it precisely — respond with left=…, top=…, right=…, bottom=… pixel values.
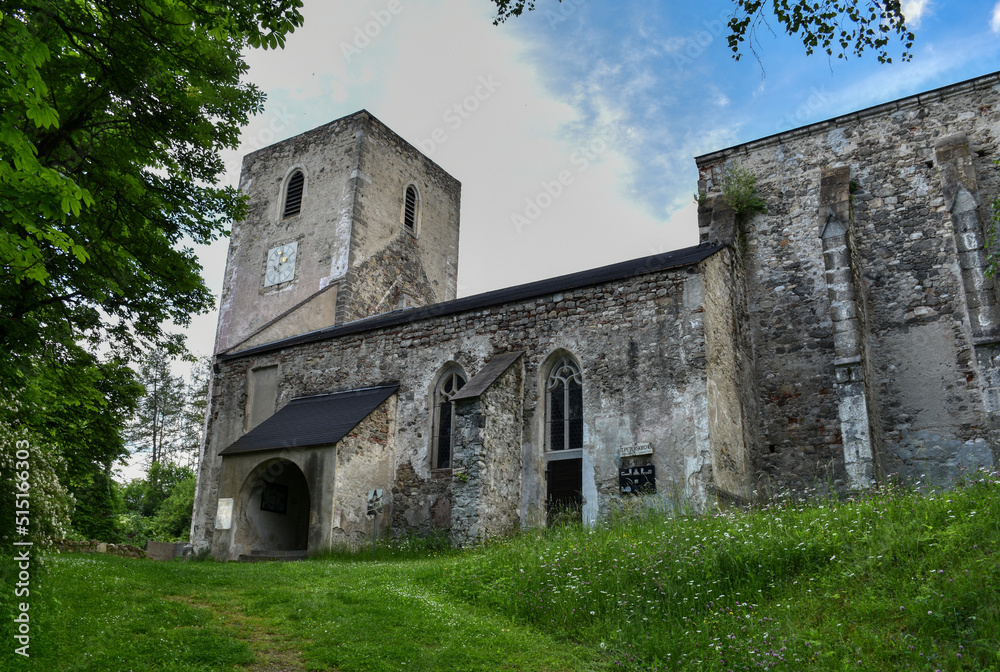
left=620, top=442, right=653, bottom=458
left=216, top=498, right=234, bottom=530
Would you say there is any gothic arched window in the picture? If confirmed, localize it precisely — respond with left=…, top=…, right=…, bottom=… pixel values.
left=546, top=355, right=583, bottom=451
left=282, top=170, right=305, bottom=218
left=432, top=368, right=466, bottom=469
left=403, top=184, right=419, bottom=232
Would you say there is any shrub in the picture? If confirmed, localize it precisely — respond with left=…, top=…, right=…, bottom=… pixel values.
left=150, top=475, right=197, bottom=541
left=0, top=407, right=75, bottom=549
left=721, top=161, right=768, bottom=220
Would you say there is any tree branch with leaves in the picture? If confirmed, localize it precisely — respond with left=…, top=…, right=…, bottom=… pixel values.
left=487, top=0, right=914, bottom=64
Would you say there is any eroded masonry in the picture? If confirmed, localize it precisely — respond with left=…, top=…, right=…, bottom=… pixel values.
left=192, top=73, right=1000, bottom=560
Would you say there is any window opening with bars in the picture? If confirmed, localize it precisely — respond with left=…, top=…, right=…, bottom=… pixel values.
left=283, top=171, right=304, bottom=218
left=403, top=185, right=418, bottom=231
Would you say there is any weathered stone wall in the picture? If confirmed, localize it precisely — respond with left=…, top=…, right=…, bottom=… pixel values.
left=451, top=357, right=524, bottom=544
left=339, top=113, right=461, bottom=322
left=339, top=236, right=437, bottom=323
left=215, top=110, right=461, bottom=356
left=332, top=395, right=396, bottom=546
left=193, top=259, right=713, bottom=549
left=697, top=72, right=1000, bottom=490
left=51, top=539, right=146, bottom=559
left=217, top=114, right=363, bottom=352
left=390, top=462, right=452, bottom=534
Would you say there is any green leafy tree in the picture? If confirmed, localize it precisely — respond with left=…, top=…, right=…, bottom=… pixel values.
left=0, top=404, right=75, bottom=548
left=487, top=0, right=914, bottom=63
left=0, top=0, right=303, bottom=384
left=120, top=461, right=193, bottom=545
left=0, top=0, right=303, bottom=542
left=178, top=356, right=211, bottom=469
left=123, top=461, right=194, bottom=519
left=8, top=350, right=142, bottom=540
left=127, top=349, right=187, bottom=467
left=151, top=475, right=197, bottom=541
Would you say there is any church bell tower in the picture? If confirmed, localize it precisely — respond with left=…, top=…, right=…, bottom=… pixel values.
left=214, top=110, right=462, bottom=355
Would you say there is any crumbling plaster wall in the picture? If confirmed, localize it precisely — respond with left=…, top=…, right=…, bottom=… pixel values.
left=332, top=395, right=396, bottom=547
left=697, top=73, right=1000, bottom=490
left=217, top=114, right=363, bottom=352
left=193, top=262, right=714, bottom=549
left=700, top=247, right=761, bottom=500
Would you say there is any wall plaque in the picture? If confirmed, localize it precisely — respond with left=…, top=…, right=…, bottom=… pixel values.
left=216, top=498, right=233, bottom=530
left=619, top=465, right=656, bottom=495
left=620, top=442, right=653, bottom=458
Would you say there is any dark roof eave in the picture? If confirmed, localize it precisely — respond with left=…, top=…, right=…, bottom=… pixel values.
left=219, top=384, right=399, bottom=455
left=219, top=242, right=724, bottom=362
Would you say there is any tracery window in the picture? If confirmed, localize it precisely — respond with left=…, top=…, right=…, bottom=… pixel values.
left=546, top=356, right=583, bottom=451
left=432, top=369, right=466, bottom=469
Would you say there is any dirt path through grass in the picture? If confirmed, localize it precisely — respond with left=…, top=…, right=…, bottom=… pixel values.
left=24, top=554, right=606, bottom=672
left=163, top=594, right=313, bottom=672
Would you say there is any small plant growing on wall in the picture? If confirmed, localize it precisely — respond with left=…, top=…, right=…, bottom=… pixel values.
left=721, top=162, right=768, bottom=223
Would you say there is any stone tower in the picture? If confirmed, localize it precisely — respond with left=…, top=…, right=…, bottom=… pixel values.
left=214, top=110, right=461, bottom=355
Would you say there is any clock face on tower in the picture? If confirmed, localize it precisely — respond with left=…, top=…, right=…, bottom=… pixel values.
left=264, top=242, right=297, bottom=287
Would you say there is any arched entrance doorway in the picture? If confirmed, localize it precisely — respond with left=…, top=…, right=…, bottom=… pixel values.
left=233, top=458, right=310, bottom=555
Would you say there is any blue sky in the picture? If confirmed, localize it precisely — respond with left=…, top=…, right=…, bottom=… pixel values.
left=185, top=0, right=1000, bottom=360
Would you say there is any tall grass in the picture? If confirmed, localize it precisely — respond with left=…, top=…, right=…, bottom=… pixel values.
left=12, top=472, right=1000, bottom=671
left=438, top=471, right=1000, bottom=671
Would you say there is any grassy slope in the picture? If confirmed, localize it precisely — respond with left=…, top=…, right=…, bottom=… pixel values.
left=4, top=474, right=999, bottom=672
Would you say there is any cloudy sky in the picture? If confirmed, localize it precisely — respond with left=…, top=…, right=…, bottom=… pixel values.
left=179, top=0, right=1000, bottom=361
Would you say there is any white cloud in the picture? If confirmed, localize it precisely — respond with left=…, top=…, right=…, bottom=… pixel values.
left=991, top=1, right=1000, bottom=32
left=902, top=0, right=930, bottom=28
left=197, top=0, right=698, bottom=368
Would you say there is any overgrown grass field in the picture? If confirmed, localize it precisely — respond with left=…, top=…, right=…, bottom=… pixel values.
left=4, top=473, right=999, bottom=671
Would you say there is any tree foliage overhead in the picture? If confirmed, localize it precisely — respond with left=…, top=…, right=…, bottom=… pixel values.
left=728, top=0, right=913, bottom=63
left=0, top=0, right=304, bottom=382
left=487, top=0, right=914, bottom=63
left=0, top=0, right=302, bottom=542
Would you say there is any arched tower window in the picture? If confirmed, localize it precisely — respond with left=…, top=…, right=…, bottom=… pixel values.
left=546, top=355, right=583, bottom=451
left=282, top=170, right=305, bottom=218
left=403, top=184, right=419, bottom=232
left=431, top=368, right=466, bottom=469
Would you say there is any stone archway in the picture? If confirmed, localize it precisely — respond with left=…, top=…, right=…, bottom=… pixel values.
left=233, top=458, right=310, bottom=555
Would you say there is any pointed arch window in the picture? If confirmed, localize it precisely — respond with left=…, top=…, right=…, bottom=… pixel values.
left=282, top=170, right=305, bottom=218
left=546, top=356, right=583, bottom=451
left=432, top=369, right=466, bottom=469
left=403, top=184, right=418, bottom=232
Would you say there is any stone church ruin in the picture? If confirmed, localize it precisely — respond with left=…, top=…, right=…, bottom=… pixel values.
left=192, top=72, right=1000, bottom=560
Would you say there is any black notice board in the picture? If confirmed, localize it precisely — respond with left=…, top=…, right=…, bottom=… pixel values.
left=619, top=465, right=655, bottom=495
left=260, top=482, right=288, bottom=514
